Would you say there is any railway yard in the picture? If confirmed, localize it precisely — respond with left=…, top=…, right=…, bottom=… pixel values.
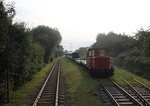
left=3, top=57, right=150, bottom=106
left=1, top=1, right=150, bottom=106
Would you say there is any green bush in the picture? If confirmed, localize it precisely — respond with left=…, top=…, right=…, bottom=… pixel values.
left=0, top=1, right=62, bottom=102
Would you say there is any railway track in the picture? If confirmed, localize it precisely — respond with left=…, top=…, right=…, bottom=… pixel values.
left=119, top=76, right=150, bottom=106
left=98, top=77, right=150, bottom=106
left=98, top=81, right=142, bottom=106
left=32, top=60, right=64, bottom=106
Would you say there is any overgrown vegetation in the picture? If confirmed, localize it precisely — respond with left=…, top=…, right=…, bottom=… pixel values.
left=92, top=30, right=150, bottom=80
left=0, top=1, right=62, bottom=103
left=3, top=59, right=57, bottom=106
left=115, top=30, right=150, bottom=79
left=110, top=67, right=150, bottom=86
left=62, top=58, right=103, bottom=106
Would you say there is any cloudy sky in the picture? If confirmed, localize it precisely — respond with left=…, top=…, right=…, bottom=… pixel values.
left=7, top=0, right=150, bottom=51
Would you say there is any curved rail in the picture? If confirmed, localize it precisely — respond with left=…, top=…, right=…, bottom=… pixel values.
left=112, top=81, right=143, bottom=106
left=99, top=80, right=142, bottom=106
left=133, top=78, right=150, bottom=92
left=119, top=75, right=150, bottom=106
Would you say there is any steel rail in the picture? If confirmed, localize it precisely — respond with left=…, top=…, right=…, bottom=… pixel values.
left=112, top=81, right=143, bottom=106
left=55, top=61, right=60, bottom=106
left=32, top=62, right=57, bottom=106
left=101, top=84, right=120, bottom=106
left=119, top=75, right=150, bottom=106
left=133, top=78, right=150, bottom=92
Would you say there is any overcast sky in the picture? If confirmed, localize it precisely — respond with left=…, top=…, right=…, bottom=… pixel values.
left=7, top=0, right=150, bottom=51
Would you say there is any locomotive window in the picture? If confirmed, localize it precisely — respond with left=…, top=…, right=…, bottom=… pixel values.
left=92, top=50, right=96, bottom=56
left=88, top=51, right=92, bottom=56
left=100, top=50, right=106, bottom=56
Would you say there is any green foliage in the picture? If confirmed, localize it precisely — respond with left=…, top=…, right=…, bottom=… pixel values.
left=0, top=1, right=16, bottom=102
left=110, top=67, right=150, bottom=86
left=92, top=32, right=136, bottom=57
left=0, top=1, right=15, bottom=74
left=92, top=29, right=150, bottom=80
left=115, top=28, right=150, bottom=80
left=4, top=23, right=45, bottom=90
left=32, top=26, right=62, bottom=63
left=0, top=1, right=62, bottom=103
left=62, top=58, right=102, bottom=106
left=135, top=28, right=150, bottom=57
left=3, top=60, right=56, bottom=106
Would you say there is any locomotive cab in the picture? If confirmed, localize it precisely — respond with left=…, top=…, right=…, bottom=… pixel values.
left=86, top=48, right=114, bottom=76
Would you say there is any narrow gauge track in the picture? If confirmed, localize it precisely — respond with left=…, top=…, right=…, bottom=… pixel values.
left=119, top=76, right=150, bottom=106
left=32, top=60, right=64, bottom=106
left=98, top=80, right=142, bottom=106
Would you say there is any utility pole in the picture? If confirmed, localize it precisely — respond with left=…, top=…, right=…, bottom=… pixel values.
left=70, top=42, right=72, bottom=53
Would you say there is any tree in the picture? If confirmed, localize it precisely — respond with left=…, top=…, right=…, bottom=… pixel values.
left=92, top=32, right=136, bottom=57
left=115, top=28, right=150, bottom=80
left=135, top=28, right=150, bottom=57
left=0, top=1, right=15, bottom=102
left=32, top=26, right=62, bottom=63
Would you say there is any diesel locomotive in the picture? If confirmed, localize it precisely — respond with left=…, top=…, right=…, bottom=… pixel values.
left=67, top=48, right=114, bottom=76
left=86, top=48, right=114, bottom=76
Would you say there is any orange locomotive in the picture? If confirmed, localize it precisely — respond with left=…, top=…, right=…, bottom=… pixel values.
left=86, top=48, right=114, bottom=76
